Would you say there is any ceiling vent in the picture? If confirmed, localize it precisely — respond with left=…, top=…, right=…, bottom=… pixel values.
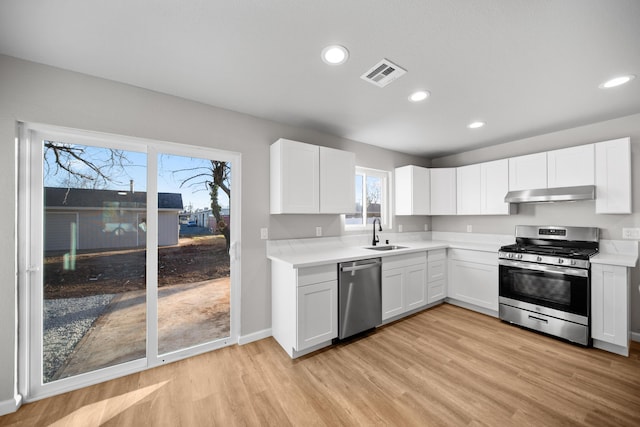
left=360, top=59, right=407, bottom=88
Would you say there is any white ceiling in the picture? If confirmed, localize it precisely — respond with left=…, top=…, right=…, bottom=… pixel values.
left=1, top=0, right=639, bottom=158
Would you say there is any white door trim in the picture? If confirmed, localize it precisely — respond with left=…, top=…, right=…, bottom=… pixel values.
left=18, top=122, right=241, bottom=402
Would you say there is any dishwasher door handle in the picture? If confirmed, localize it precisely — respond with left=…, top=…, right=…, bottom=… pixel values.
left=340, top=261, right=382, bottom=273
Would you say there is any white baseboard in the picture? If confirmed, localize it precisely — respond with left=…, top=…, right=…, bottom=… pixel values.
left=631, top=331, right=640, bottom=343
left=238, top=328, right=272, bottom=345
left=0, top=394, right=22, bottom=416
left=445, top=298, right=499, bottom=318
left=593, top=339, right=629, bottom=357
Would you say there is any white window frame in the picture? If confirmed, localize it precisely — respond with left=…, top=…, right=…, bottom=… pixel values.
left=18, top=122, right=242, bottom=401
left=344, top=166, right=392, bottom=231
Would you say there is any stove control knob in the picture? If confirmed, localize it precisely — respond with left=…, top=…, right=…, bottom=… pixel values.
left=570, top=260, right=576, bottom=266
left=558, top=258, right=564, bottom=264
left=536, top=256, right=542, bottom=262
left=517, top=254, right=523, bottom=259
left=508, top=253, right=514, bottom=258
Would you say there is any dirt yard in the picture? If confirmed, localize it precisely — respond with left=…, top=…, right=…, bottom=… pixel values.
left=44, top=235, right=230, bottom=299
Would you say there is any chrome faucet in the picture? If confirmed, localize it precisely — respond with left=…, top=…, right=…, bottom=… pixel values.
left=372, top=218, right=382, bottom=246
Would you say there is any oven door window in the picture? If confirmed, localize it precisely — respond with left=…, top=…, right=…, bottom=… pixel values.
left=499, top=264, right=588, bottom=317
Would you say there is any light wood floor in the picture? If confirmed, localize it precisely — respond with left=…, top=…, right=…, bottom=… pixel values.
left=2, top=304, right=640, bottom=426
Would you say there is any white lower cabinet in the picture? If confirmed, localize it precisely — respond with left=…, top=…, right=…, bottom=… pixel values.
left=272, top=262, right=337, bottom=358
left=427, top=249, right=447, bottom=303
left=382, top=267, right=405, bottom=319
left=448, top=249, right=498, bottom=313
left=297, top=280, right=338, bottom=351
left=382, top=252, right=427, bottom=321
left=591, top=263, right=630, bottom=355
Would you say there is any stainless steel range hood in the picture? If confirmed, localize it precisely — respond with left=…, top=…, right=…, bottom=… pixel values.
left=504, top=185, right=595, bottom=204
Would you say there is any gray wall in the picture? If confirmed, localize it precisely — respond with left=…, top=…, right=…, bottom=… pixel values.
left=431, top=113, right=640, bottom=335
left=0, top=55, right=430, bottom=404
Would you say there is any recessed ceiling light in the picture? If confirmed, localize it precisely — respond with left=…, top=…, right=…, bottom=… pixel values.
left=321, top=45, right=349, bottom=65
left=468, top=121, right=485, bottom=129
left=599, top=75, right=635, bottom=89
left=408, top=90, right=430, bottom=102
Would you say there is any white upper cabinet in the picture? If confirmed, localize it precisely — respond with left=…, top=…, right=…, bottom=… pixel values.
left=595, top=137, right=632, bottom=214
left=270, top=139, right=355, bottom=214
left=395, top=165, right=430, bottom=215
left=508, top=152, right=547, bottom=191
left=271, top=139, right=319, bottom=214
left=456, top=159, right=511, bottom=216
left=430, top=168, right=457, bottom=215
left=481, top=159, right=511, bottom=215
left=456, top=164, right=481, bottom=215
left=547, top=144, right=594, bottom=188
left=319, top=146, right=356, bottom=214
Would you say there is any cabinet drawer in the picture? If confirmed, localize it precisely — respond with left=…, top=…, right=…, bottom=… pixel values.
left=382, top=252, right=427, bottom=271
left=427, top=260, right=446, bottom=282
left=448, top=248, right=497, bottom=265
left=428, top=279, right=446, bottom=303
left=427, top=249, right=446, bottom=262
left=298, top=264, right=337, bottom=287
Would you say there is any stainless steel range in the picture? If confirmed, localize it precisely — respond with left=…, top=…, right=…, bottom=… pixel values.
left=498, top=225, right=599, bottom=345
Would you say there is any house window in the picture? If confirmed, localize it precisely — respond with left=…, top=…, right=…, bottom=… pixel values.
left=345, top=167, right=391, bottom=229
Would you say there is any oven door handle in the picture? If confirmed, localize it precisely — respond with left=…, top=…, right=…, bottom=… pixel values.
left=498, top=259, right=589, bottom=278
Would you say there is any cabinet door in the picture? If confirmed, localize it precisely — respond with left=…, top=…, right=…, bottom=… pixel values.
left=382, top=267, right=404, bottom=320
left=456, top=164, right=481, bottom=215
left=271, top=139, right=319, bottom=214
left=430, top=168, right=457, bottom=215
left=395, top=165, right=430, bottom=215
left=547, top=144, right=594, bottom=188
left=319, top=146, right=355, bottom=214
left=296, top=280, right=337, bottom=350
left=591, top=264, right=628, bottom=347
left=448, top=259, right=498, bottom=311
left=508, top=152, right=547, bottom=191
left=595, top=137, right=632, bottom=214
left=481, top=159, right=510, bottom=215
left=404, top=263, right=427, bottom=311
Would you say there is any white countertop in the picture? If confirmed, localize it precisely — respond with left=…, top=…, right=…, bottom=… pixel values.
left=267, top=237, right=502, bottom=268
left=267, top=234, right=639, bottom=269
left=591, top=240, right=639, bottom=268
left=591, top=253, right=638, bottom=267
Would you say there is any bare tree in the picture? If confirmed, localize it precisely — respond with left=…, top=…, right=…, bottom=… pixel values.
left=173, top=160, right=231, bottom=251
left=44, top=141, right=131, bottom=189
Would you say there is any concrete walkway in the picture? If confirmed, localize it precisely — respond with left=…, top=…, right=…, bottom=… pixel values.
left=53, top=277, right=230, bottom=380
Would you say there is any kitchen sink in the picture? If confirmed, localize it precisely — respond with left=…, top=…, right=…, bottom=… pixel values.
left=365, top=245, right=407, bottom=251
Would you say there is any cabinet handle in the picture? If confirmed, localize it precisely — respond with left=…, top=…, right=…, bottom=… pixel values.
left=528, top=315, right=548, bottom=324
left=341, top=262, right=381, bottom=273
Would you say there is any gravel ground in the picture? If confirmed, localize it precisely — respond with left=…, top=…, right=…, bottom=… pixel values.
left=43, top=294, right=115, bottom=383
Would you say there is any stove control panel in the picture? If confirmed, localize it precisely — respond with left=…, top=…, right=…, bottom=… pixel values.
left=498, top=251, right=590, bottom=270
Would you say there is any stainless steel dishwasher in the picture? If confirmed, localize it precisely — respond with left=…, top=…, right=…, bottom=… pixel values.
left=338, top=258, right=382, bottom=339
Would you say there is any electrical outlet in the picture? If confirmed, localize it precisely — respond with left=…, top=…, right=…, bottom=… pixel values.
left=316, top=226, right=322, bottom=237
left=424, top=224, right=429, bottom=231
left=260, top=227, right=268, bottom=240
left=622, top=228, right=640, bottom=239
left=398, top=224, right=403, bottom=233
left=466, top=224, right=473, bottom=233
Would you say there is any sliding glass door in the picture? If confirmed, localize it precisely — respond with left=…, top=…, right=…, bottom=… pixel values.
left=156, top=153, right=232, bottom=355
left=22, top=124, right=240, bottom=400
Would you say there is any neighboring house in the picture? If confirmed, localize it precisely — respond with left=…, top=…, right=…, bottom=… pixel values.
left=44, top=187, right=183, bottom=252
left=186, top=207, right=230, bottom=232
left=192, top=208, right=213, bottom=229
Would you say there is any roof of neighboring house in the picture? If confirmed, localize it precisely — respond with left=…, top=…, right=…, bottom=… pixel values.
left=45, top=187, right=184, bottom=210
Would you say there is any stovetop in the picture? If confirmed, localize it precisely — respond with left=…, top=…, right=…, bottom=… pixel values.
left=499, top=225, right=599, bottom=269
left=498, top=243, right=598, bottom=260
